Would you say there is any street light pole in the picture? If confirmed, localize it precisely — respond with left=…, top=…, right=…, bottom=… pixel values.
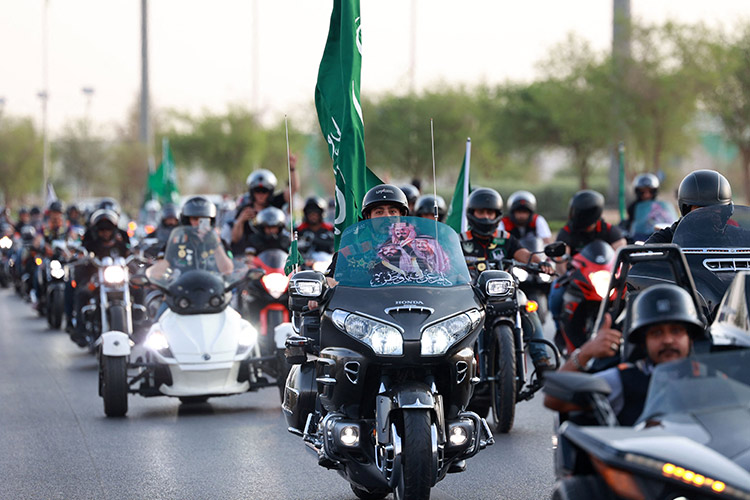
left=40, top=0, right=50, bottom=202
left=82, top=86, right=95, bottom=124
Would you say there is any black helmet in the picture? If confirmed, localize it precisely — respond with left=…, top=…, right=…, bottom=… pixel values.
left=507, top=190, right=537, bottom=216
left=20, top=225, right=37, bottom=242
left=568, top=190, right=604, bottom=232
left=48, top=201, right=64, bottom=214
left=246, top=169, right=278, bottom=193
left=303, top=196, right=327, bottom=216
left=414, top=194, right=447, bottom=221
left=66, top=204, right=79, bottom=217
left=179, top=196, right=217, bottom=226
left=466, top=188, right=503, bottom=236
left=161, top=203, right=179, bottom=222
left=90, top=208, right=119, bottom=230
left=97, top=197, right=121, bottom=215
left=361, top=184, right=409, bottom=218
left=30, top=206, right=41, bottom=217
left=19, top=207, right=29, bottom=216
left=677, top=169, right=732, bottom=217
left=626, top=284, right=704, bottom=344
left=255, top=207, right=286, bottom=228
left=399, top=184, right=420, bottom=205
left=633, top=173, right=660, bottom=199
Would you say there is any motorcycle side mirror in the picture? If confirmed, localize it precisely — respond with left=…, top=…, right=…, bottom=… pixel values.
left=130, top=274, right=150, bottom=287
left=289, top=270, right=327, bottom=312
left=543, top=371, right=612, bottom=406
left=246, top=268, right=265, bottom=281
left=544, top=242, right=566, bottom=258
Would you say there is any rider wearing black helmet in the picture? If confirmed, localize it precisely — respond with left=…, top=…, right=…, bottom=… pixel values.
left=399, top=184, right=420, bottom=214
left=546, top=284, right=703, bottom=425
left=500, top=190, right=553, bottom=244
left=460, top=187, right=555, bottom=371
left=231, top=158, right=299, bottom=250
left=242, top=206, right=291, bottom=257
left=414, top=194, right=447, bottom=222
left=143, top=203, right=180, bottom=257
left=15, top=207, right=32, bottom=234
left=296, top=196, right=334, bottom=256
left=29, top=206, right=43, bottom=232
left=646, top=169, right=733, bottom=244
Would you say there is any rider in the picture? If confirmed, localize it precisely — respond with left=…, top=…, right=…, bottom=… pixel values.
left=646, top=169, right=732, bottom=244
left=500, top=190, right=553, bottom=245
left=30, top=201, right=68, bottom=307
left=623, top=173, right=659, bottom=232
left=29, top=206, right=43, bottom=232
left=241, top=207, right=291, bottom=257
left=413, top=194, right=447, bottom=222
left=400, top=184, right=420, bottom=215
left=230, top=158, right=299, bottom=251
left=296, top=196, right=335, bottom=257
left=144, top=203, right=180, bottom=257
left=544, top=284, right=703, bottom=425
left=459, top=187, right=555, bottom=371
left=15, top=207, right=32, bottom=234
left=71, top=209, right=131, bottom=346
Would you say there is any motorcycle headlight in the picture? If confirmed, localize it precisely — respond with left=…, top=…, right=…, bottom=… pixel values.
left=421, top=309, right=482, bottom=356
left=237, top=323, right=258, bottom=354
left=332, top=310, right=403, bottom=356
left=0, top=236, right=12, bottom=249
left=539, top=273, right=552, bottom=283
left=103, top=265, right=127, bottom=285
left=588, top=270, right=611, bottom=299
left=312, top=261, right=329, bottom=273
left=144, top=330, right=170, bottom=353
left=262, top=273, right=290, bottom=299
left=486, top=278, right=513, bottom=297
left=511, top=267, right=529, bottom=282
left=50, top=261, right=65, bottom=280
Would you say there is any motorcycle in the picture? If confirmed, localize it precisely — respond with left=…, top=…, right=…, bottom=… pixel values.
left=465, top=243, right=564, bottom=433
left=0, top=229, right=15, bottom=288
left=515, top=233, right=553, bottom=323
left=240, top=248, right=293, bottom=396
left=283, top=216, right=493, bottom=500
left=72, top=253, right=144, bottom=351
left=629, top=204, right=750, bottom=322
left=40, top=239, right=72, bottom=329
left=544, top=272, right=750, bottom=500
left=556, top=240, right=616, bottom=354
left=626, top=199, right=678, bottom=244
left=101, top=226, right=264, bottom=417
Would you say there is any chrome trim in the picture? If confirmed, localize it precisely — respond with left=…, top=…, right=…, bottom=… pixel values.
left=702, top=258, right=750, bottom=272
left=384, top=305, right=435, bottom=315
left=344, top=361, right=360, bottom=385
left=456, top=361, right=468, bottom=384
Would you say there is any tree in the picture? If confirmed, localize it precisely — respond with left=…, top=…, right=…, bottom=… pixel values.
left=56, top=118, right=108, bottom=199
left=0, top=116, right=44, bottom=204
left=703, top=24, right=750, bottom=203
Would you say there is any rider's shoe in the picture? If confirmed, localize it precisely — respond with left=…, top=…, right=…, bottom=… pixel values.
left=447, top=460, right=466, bottom=474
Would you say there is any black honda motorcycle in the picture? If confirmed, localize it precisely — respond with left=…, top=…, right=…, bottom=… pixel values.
left=283, top=217, right=493, bottom=500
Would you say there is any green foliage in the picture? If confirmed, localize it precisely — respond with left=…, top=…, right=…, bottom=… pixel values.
left=56, top=118, right=109, bottom=198
left=0, top=116, right=43, bottom=204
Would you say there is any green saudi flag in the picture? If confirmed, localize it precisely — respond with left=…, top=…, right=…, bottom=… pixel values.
left=315, top=0, right=381, bottom=249
left=145, top=138, right=180, bottom=206
left=446, top=138, right=472, bottom=233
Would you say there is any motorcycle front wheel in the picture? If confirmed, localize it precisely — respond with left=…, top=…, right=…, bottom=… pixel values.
left=491, top=324, right=516, bottom=433
left=100, top=354, right=128, bottom=417
left=47, top=288, right=64, bottom=329
left=394, top=410, right=433, bottom=500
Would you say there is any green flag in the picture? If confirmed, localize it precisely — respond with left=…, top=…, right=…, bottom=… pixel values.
left=315, top=0, right=381, bottom=249
left=146, top=138, right=180, bottom=206
left=446, top=138, right=472, bottom=233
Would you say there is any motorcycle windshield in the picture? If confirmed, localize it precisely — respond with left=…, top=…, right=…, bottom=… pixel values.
left=254, top=248, right=287, bottom=271
left=631, top=200, right=678, bottom=237
left=147, top=226, right=245, bottom=287
left=673, top=205, right=750, bottom=249
left=333, top=216, right=471, bottom=288
left=638, top=350, right=750, bottom=423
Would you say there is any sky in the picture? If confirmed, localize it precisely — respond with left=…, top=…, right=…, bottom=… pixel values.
left=1, top=0, right=749, bottom=136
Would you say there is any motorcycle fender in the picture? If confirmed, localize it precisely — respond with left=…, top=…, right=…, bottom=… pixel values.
left=101, top=330, right=131, bottom=356
left=274, top=322, right=294, bottom=349
left=376, top=382, right=435, bottom=445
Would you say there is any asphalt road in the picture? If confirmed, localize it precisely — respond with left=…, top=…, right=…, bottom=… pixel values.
left=0, top=288, right=557, bottom=500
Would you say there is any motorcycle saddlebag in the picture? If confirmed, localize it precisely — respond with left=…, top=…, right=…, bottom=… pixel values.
left=282, top=361, right=317, bottom=433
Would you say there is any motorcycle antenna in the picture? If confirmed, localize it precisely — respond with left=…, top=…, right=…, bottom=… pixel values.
left=285, top=115, right=299, bottom=274
left=430, top=118, right=439, bottom=222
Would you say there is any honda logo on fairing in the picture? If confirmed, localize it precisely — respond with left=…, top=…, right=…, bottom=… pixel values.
left=395, top=300, right=424, bottom=305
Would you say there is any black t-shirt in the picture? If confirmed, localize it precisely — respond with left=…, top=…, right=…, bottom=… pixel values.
left=460, top=229, right=522, bottom=279
left=556, top=220, right=623, bottom=257
left=82, top=229, right=130, bottom=258
left=644, top=220, right=679, bottom=245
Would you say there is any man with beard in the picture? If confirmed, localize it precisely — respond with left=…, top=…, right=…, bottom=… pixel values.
left=544, top=284, right=704, bottom=425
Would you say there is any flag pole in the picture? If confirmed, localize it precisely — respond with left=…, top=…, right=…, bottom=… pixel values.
left=285, top=115, right=298, bottom=274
